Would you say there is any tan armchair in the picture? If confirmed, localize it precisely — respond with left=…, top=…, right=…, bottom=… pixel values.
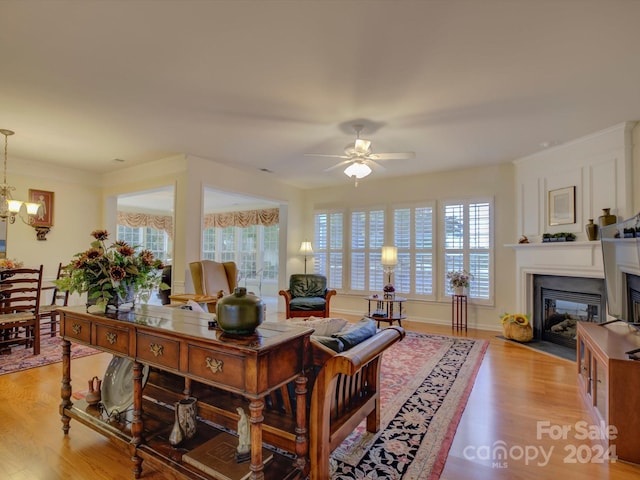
left=188, top=260, right=237, bottom=312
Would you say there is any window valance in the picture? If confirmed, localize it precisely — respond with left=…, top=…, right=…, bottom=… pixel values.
left=204, top=208, right=279, bottom=229
left=117, top=211, right=174, bottom=239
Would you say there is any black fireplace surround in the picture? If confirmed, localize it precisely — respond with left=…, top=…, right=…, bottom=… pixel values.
left=533, top=275, right=606, bottom=349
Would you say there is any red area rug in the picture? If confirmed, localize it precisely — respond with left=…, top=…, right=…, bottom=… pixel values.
left=331, top=331, right=488, bottom=479
left=0, top=334, right=100, bottom=375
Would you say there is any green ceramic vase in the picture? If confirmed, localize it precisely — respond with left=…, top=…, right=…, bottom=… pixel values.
left=216, top=287, right=264, bottom=335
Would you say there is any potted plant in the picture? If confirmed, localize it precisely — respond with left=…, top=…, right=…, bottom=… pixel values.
left=447, top=269, right=472, bottom=295
left=55, top=229, right=168, bottom=311
left=542, top=233, right=551, bottom=243
left=565, top=233, right=576, bottom=242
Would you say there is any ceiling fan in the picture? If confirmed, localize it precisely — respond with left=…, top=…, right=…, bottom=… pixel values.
left=305, top=125, right=415, bottom=185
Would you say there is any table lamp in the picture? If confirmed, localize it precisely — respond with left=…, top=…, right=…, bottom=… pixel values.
left=381, top=246, right=398, bottom=298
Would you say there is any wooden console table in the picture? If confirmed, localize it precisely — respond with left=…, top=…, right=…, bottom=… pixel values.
left=59, top=304, right=313, bottom=479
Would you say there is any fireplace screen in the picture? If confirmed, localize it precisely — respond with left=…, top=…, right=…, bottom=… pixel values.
left=534, top=275, right=605, bottom=349
left=542, top=292, right=601, bottom=348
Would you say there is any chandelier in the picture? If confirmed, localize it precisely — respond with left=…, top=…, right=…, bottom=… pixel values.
left=0, top=129, right=40, bottom=224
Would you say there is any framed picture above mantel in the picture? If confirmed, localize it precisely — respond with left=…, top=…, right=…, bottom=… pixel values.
left=548, top=186, right=575, bottom=226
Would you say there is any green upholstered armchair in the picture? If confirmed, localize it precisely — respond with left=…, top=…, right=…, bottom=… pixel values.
left=279, top=274, right=337, bottom=318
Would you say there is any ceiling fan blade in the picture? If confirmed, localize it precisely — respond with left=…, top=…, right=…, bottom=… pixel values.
left=304, top=153, right=351, bottom=159
left=324, top=159, right=353, bottom=172
left=368, top=152, right=416, bottom=161
left=367, top=159, right=386, bottom=172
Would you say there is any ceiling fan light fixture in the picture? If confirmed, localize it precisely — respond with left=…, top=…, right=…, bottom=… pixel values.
left=344, top=162, right=372, bottom=179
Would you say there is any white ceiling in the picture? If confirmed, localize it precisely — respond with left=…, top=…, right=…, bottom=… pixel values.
left=2, top=1, right=640, bottom=190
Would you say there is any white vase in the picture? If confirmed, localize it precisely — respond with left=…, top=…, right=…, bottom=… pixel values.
left=454, top=286, right=465, bottom=296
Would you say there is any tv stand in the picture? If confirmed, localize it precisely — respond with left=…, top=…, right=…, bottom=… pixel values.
left=577, top=321, right=640, bottom=464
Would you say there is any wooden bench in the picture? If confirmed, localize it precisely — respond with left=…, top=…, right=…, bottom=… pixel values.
left=308, top=325, right=405, bottom=479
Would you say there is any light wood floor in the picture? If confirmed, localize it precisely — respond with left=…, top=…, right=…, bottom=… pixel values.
left=1, top=318, right=639, bottom=479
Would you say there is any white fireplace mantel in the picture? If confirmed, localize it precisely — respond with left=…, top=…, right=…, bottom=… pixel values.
left=507, top=241, right=604, bottom=315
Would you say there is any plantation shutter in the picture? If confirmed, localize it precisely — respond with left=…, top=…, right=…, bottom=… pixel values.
left=314, top=211, right=344, bottom=290
left=443, top=200, right=492, bottom=301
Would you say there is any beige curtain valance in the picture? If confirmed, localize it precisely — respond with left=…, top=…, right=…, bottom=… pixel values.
left=117, top=212, right=174, bottom=240
left=204, top=208, right=279, bottom=229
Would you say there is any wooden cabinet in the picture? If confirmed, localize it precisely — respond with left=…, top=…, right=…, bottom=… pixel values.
left=576, top=321, right=640, bottom=464
left=59, top=305, right=313, bottom=480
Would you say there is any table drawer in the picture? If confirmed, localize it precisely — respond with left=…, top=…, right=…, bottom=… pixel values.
left=94, top=322, right=130, bottom=355
left=136, top=332, right=180, bottom=370
left=62, top=316, right=91, bottom=344
left=187, top=345, right=245, bottom=391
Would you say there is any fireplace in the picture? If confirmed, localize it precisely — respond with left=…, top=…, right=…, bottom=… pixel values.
left=533, top=275, right=606, bottom=349
left=626, top=274, right=640, bottom=324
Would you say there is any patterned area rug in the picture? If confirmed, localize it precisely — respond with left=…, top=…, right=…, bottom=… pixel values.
left=0, top=334, right=100, bottom=375
left=331, top=331, right=488, bottom=479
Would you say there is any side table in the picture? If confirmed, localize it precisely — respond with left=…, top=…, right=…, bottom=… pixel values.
left=451, top=294, right=467, bottom=330
left=365, top=295, right=407, bottom=327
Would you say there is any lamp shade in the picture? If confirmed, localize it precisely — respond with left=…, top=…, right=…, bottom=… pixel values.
left=299, top=241, right=314, bottom=255
left=344, top=162, right=372, bottom=179
left=381, top=246, right=398, bottom=266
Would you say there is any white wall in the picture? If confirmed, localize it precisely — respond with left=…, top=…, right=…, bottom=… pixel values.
left=7, top=157, right=102, bottom=297
left=514, top=122, right=635, bottom=239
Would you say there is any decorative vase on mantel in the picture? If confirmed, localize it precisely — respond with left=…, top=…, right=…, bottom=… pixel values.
left=585, top=219, right=599, bottom=241
left=598, top=208, right=617, bottom=228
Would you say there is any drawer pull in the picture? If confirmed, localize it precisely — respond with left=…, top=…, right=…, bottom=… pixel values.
left=205, top=356, right=224, bottom=374
left=149, top=343, right=164, bottom=357
left=106, top=332, right=117, bottom=345
left=72, top=323, right=82, bottom=335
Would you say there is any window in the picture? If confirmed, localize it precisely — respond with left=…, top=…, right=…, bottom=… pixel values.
left=116, top=225, right=172, bottom=263
left=313, top=199, right=492, bottom=302
left=350, top=209, right=385, bottom=292
left=393, top=204, right=435, bottom=298
left=442, top=199, right=492, bottom=302
left=314, top=211, right=343, bottom=290
left=202, top=224, right=279, bottom=282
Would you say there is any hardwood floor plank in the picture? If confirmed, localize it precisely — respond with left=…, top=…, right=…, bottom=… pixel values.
left=1, top=317, right=639, bottom=479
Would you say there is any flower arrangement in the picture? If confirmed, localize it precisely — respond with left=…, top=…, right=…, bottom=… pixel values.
left=55, top=229, right=168, bottom=309
left=447, top=269, right=472, bottom=288
left=0, top=258, right=23, bottom=270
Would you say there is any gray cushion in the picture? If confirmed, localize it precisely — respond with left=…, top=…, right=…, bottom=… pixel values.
left=311, top=335, right=344, bottom=352
left=332, top=318, right=377, bottom=349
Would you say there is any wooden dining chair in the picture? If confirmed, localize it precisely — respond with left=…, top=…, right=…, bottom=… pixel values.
left=38, top=262, right=69, bottom=337
left=0, top=265, right=44, bottom=355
